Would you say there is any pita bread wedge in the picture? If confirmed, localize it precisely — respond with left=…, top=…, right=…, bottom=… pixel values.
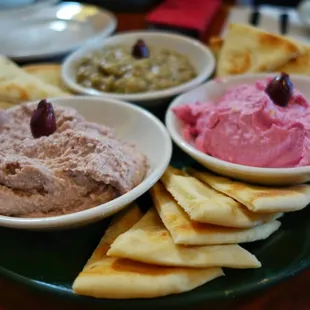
left=0, top=55, right=69, bottom=104
left=189, top=169, right=310, bottom=213
left=73, top=205, right=223, bottom=299
left=151, top=182, right=281, bottom=245
left=23, top=63, right=69, bottom=92
left=209, top=36, right=224, bottom=61
left=160, top=167, right=281, bottom=227
left=276, top=43, right=310, bottom=76
left=108, top=207, right=261, bottom=269
left=0, top=101, right=16, bottom=109
left=0, top=55, right=24, bottom=83
left=217, top=23, right=305, bottom=77
left=0, top=74, right=69, bottom=104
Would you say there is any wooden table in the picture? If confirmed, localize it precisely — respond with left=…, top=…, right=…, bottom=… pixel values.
left=1, top=5, right=310, bottom=310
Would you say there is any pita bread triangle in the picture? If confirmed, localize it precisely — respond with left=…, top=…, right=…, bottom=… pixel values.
left=0, top=55, right=24, bottom=83
left=0, top=55, right=69, bottom=104
left=188, top=169, right=310, bottom=213
left=108, top=206, right=261, bottom=269
left=217, top=23, right=305, bottom=77
left=23, top=63, right=69, bottom=92
left=160, top=166, right=281, bottom=227
left=150, top=182, right=281, bottom=246
left=0, top=101, right=16, bottom=109
left=0, top=74, right=69, bottom=104
left=209, top=36, right=224, bottom=61
left=73, top=204, right=223, bottom=299
left=276, top=43, right=310, bottom=75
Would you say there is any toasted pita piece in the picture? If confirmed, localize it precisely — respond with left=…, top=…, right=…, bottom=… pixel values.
left=189, top=169, right=310, bottom=213
left=108, top=207, right=261, bottom=269
left=151, top=182, right=281, bottom=245
left=160, top=167, right=281, bottom=227
left=209, top=36, right=224, bottom=61
left=22, top=63, right=69, bottom=92
left=276, top=43, right=310, bottom=75
left=73, top=205, right=223, bottom=299
left=217, top=23, right=305, bottom=77
left=0, top=101, right=16, bottom=109
left=0, top=74, right=69, bottom=104
left=0, top=55, right=69, bottom=104
left=0, top=55, right=24, bottom=83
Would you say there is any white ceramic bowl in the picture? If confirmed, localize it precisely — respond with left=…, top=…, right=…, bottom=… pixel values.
left=0, top=96, right=172, bottom=230
left=61, top=31, right=215, bottom=106
left=166, top=73, right=310, bottom=186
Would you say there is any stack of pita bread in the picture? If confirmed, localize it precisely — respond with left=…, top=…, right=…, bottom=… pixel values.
left=72, top=166, right=310, bottom=299
left=210, top=23, right=310, bottom=77
left=0, top=55, right=70, bottom=109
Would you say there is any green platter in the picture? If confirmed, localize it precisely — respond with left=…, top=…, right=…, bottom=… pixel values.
left=1, top=107, right=310, bottom=309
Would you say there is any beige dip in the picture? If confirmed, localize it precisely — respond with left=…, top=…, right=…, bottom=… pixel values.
left=0, top=103, right=148, bottom=218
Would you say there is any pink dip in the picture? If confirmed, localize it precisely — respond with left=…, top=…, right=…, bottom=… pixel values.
left=0, top=103, right=148, bottom=217
left=173, top=79, right=310, bottom=168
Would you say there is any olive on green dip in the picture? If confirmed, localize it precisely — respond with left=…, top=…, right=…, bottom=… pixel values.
left=75, top=39, right=197, bottom=94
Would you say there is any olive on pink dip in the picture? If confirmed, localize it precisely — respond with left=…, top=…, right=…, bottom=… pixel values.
left=0, top=100, right=148, bottom=218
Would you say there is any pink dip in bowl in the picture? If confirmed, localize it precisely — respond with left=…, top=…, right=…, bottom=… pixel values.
left=173, top=79, right=310, bottom=168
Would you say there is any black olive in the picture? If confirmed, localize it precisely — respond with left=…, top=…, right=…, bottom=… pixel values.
left=30, top=99, right=57, bottom=138
left=265, top=72, right=294, bottom=107
left=132, top=39, right=149, bottom=59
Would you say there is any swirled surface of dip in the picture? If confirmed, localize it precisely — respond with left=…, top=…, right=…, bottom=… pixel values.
left=173, top=79, right=310, bottom=168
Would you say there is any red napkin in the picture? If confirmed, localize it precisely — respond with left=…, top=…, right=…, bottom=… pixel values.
left=146, top=0, right=222, bottom=39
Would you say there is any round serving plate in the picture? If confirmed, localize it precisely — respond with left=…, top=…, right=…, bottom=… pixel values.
left=1, top=137, right=310, bottom=308
left=0, top=1, right=117, bottom=62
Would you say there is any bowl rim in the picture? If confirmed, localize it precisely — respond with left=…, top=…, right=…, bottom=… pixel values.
left=0, top=96, right=172, bottom=229
left=61, top=30, right=215, bottom=102
left=165, top=73, right=310, bottom=175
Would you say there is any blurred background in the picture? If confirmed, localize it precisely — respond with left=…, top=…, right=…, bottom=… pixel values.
left=0, top=0, right=305, bottom=12
left=64, top=0, right=304, bottom=12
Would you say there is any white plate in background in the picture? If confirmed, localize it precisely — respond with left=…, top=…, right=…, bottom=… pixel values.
left=0, top=0, right=57, bottom=12
left=0, top=1, right=117, bottom=62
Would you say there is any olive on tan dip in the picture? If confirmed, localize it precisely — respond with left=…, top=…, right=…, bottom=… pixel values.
left=75, top=39, right=197, bottom=94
